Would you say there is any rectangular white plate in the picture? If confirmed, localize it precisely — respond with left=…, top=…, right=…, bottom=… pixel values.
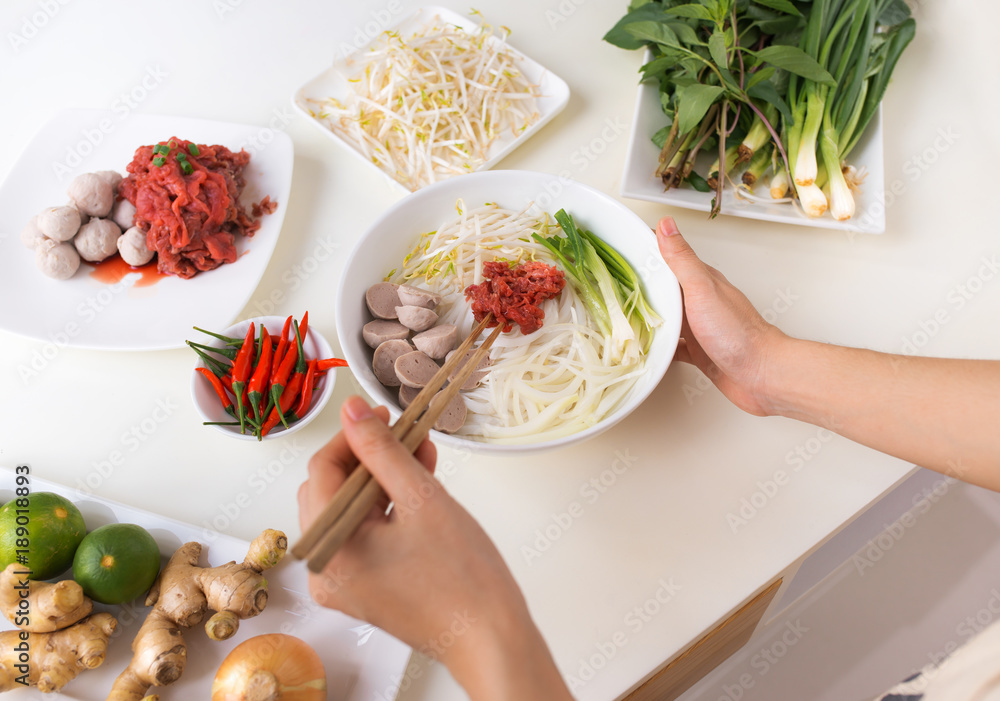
left=292, top=5, right=570, bottom=194
left=620, top=54, right=886, bottom=234
left=0, top=470, right=411, bottom=700
left=0, top=109, right=293, bottom=350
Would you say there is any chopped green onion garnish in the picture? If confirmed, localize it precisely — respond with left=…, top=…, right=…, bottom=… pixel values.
left=153, top=144, right=170, bottom=155
left=152, top=156, right=166, bottom=167
left=188, top=143, right=200, bottom=156
left=180, top=161, right=194, bottom=175
left=176, top=152, right=189, bottom=163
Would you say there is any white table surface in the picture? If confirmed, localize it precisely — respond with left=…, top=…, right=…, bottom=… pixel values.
left=1, top=2, right=997, bottom=700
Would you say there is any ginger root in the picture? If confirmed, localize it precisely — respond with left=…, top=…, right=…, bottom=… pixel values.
left=107, top=529, right=287, bottom=701
left=0, top=563, right=93, bottom=633
left=0, top=612, right=116, bottom=692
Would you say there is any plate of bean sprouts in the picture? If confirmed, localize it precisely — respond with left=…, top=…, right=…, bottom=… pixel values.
left=293, top=6, right=570, bottom=193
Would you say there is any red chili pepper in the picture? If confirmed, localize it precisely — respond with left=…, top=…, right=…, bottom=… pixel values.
left=270, top=315, right=293, bottom=384
left=260, top=372, right=305, bottom=438
left=230, top=322, right=256, bottom=435
left=316, top=357, right=349, bottom=371
left=196, top=367, right=236, bottom=419
left=232, top=323, right=256, bottom=384
left=298, top=311, right=310, bottom=344
left=269, top=321, right=303, bottom=427
left=220, top=374, right=250, bottom=423
left=254, top=323, right=265, bottom=369
left=282, top=319, right=310, bottom=428
left=248, top=328, right=272, bottom=422
left=293, top=360, right=318, bottom=419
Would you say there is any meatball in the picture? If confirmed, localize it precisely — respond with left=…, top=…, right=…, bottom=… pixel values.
left=94, top=170, right=123, bottom=191
left=74, top=219, right=121, bottom=262
left=20, top=216, right=48, bottom=249
left=36, top=205, right=82, bottom=242
left=117, top=226, right=154, bottom=267
left=35, top=239, right=81, bottom=280
left=67, top=173, right=114, bottom=217
left=110, top=198, right=137, bottom=231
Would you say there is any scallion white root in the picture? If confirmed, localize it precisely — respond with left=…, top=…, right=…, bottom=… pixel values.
left=769, top=167, right=790, bottom=199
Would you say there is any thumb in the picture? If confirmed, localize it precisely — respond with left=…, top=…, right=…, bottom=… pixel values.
left=656, top=217, right=707, bottom=287
left=340, top=396, right=437, bottom=503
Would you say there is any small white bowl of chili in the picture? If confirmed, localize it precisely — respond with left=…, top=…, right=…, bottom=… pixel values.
left=190, top=315, right=342, bottom=441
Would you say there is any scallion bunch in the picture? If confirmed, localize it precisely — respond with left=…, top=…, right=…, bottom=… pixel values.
left=606, top=0, right=915, bottom=221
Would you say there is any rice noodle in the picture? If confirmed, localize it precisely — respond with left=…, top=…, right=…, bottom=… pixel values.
left=389, top=202, right=650, bottom=444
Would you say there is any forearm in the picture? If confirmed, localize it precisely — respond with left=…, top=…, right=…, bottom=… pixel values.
left=445, top=609, right=573, bottom=701
left=767, top=337, right=1000, bottom=489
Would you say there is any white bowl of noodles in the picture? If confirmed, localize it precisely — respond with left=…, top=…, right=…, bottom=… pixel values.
left=336, top=170, right=682, bottom=454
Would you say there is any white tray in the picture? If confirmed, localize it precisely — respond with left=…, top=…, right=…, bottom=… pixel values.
left=292, top=5, right=570, bottom=195
left=620, top=53, right=886, bottom=234
left=0, top=470, right=411, bottom=700
left=0, top=110, right=294, bottom=351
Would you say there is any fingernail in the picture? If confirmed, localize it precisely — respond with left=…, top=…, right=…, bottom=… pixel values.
left=344, top=396, right=374, bottom=422
left=658, top=217, right=680, bottom=237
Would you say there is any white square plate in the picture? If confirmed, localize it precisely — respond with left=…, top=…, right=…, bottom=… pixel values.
left=292, top=5, right=570, bottom=194
left=620, top=56, right=886, bottom=234
left=0, top=470, right=412, bottom=700
left=0, top=109, right=293, bottom=351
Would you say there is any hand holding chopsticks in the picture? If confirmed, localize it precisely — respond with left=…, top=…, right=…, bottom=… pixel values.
left=293, top=313, right=500, bottom=573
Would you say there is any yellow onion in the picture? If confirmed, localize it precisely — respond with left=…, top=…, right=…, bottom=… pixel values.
left=211, top=634, right=326, bottom=701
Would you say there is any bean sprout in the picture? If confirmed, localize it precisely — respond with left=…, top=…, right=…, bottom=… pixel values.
left=309, top=19, right=542, bottom=191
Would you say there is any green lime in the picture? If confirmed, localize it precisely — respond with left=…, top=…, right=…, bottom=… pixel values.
left=72, top=523, right=161, bottom=604
left=0, top=492, right=87, bottom=581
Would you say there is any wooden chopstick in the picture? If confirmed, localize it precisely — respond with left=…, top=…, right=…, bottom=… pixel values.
left=290, top=314, right=493, bottom=562
left=302, top=320, right=502, bottom=573
left=292, top=314, right=501, bottom=571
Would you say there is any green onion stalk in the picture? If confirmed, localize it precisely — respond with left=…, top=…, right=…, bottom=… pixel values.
left=769, top=167, right=790, bottom=200
left=707, top=145, right=740, bottom=191
left=534, top=210, right=661, bottom=364
left=742, top=142, right=774, bottom=189
left=738, top=104, right=778, bottom=166
left=788, top=0, right=916, bottom=218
